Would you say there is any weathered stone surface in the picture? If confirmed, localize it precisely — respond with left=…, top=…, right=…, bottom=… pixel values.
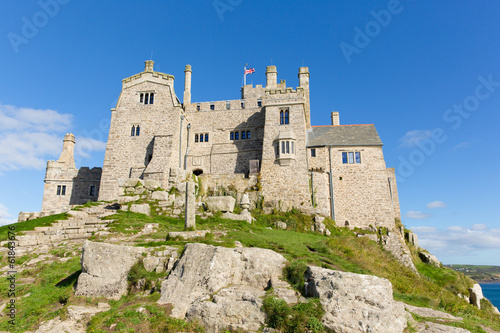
left=185, top=182, right=196, bottom=229
left=315, top=221, right=326, bottom=234
left=414, top=321, right=470, bottom=333
left=305, top=266, right=408, bottom=333
left=406, top=231, right=419, bottom=248
left=130, top=203, right=151, bottom=216
left=274, top=221, right=287, bottom=229
left=158, top=243, right=287, bottom=319
left=403, top=303, right=463, bottom=321
left=419, top=251, right=441, bottom=267
left=186, top=285, right=266, bottom=332
left=357, top=233, right=379, bottom=242
left=151, top=191, right=169, bottom=201
left=75, top=241, right=145, bottom=299
left=205, top=196, right=236, bottom=212
left=168, top=230, right=210, bottom=239
left=469, top=283, right=484, bottom=309
left=143, top=179, right=161, bottom=190
left=34, top=304, right=110, bottom=333
left=222, top=210, right=254, bottom=223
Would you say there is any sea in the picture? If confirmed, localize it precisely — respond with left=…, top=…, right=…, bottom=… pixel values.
left=480, top=283, right=500, bottom=309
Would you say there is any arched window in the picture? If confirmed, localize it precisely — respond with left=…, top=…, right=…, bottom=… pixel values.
left=284, top=110, right=289, bottom=124
left=131, top=125, right=135, bottom=136
left=230, top=132, right=234, bottom=140
left=280, top=111, right=284, bottom=124
left=136, top=125, right=140, bottom=136
left=247, top=131, right=251, bottom=139
left=205, top=134, right=209, bottom=142
left=195, top=134, right=199, bottom=142
left=241, top=131, right=246, bottom=139
left=200, top=134, right=204, bottom=142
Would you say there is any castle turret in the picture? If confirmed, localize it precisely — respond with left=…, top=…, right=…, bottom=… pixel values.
left=266, top=65, right=278, bottom=89
left=57, top=133, right=76, bottom=169
left=298, top=67, right=311, bottom=129
left=184, top=64, right=192, bottom=105
left=298, top=66, right=309, bottom=87
left=331, top=111, right=340, bottom=125
left=145, top=60, right=154, bottom=72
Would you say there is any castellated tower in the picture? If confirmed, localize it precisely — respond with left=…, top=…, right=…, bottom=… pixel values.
left=98, top=60, right=184, bottom=201
left=41, top=134, right=102, bottom=213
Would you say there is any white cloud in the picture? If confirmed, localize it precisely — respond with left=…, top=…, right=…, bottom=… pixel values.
left=0, top=104, right=105, bottom=172
left=453, top=141, right=470, bottom=150
left=399, top=130, right=433, bottom=148
left=426, top=201, right=447, bottom=209
left=404, top=210, right=432, bottom=219
left=0, top=203, right=16, bottom=226
left=410, top=224, right=500, bottom=257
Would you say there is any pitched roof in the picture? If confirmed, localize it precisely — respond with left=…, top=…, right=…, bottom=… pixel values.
left=307, top=124, right=383, bottom=147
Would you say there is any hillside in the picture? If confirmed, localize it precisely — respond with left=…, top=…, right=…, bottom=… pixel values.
left=0, top=201, right=499, bottom=332
left=445, top=265, right=500, bottom=283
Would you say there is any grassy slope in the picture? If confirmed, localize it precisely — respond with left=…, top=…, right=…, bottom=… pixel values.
left=1, top=208, right=499, bottom=332
left=0, top=213, right=67, bottom=242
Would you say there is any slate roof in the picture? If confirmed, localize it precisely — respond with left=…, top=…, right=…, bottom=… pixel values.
left=307, top=124, right=383, bottom=147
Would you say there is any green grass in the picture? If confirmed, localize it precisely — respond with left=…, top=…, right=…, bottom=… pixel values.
left=0, top=213, right=67, bottom=242
left=71, top=200, right=101, bottom=211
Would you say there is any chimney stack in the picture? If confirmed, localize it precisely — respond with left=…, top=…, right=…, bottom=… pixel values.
left=298, top=67, right=309, bottom=87
left=266, top=65, right=277, bottom=89
left=57, top=133, right=76, bottom=168
left=145, top=60, right=154, bottom=72
left=184, top=64, right=192, bottom=105
left=331, top=112, right=340, bottom=126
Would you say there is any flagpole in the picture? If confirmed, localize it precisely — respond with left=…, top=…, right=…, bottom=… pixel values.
left=244, top=66, right=246, bottom=86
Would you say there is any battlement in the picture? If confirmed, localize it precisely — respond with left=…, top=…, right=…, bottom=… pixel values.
left=185, top=98, right=264, bottom=112
left=122, top=60, right=174, bottom=87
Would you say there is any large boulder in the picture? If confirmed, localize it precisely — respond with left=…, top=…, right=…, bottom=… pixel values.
left=158, top=243, right=287, bottom=322
left=419, top=251, right=441, bottom=266
left=130, top=203, right=151, bottom=215
left=205, top=196, right=236, bottom=212
left=469, top=283, right=484, bottom=309
left=75, top=241, right=145, bottom=299
left=304, top=266, right=408, bottom=333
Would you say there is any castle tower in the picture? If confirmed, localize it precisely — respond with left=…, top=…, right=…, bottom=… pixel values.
left=298, top=67, right=311, bottom=129
left=184, top=65, right=192, bottom=105
left=57, top=133, right=76, bottom=169
left=266, top=66, right=278, bottom=89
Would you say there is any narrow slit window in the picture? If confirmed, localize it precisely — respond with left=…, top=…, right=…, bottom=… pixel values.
left=144, top=93, right=149, bottom=105
left=311, top=148, right=316, bottom=157
left=235, top=132, right=239, bottom=140
left=210, top=103, right=214, bottom=110
left=149, top=93, right=154, bottom=104
left=140, top=93, right=144, bottom=103
left=61, top=185, right=66, bottom=196
left=286, top=141, right=290, bottom=154
left=196, top=103, right=200, bottom=111
left=291, top=141, right=294, bottom=154
left=57, top=185, right=61, bottom=195
left=230, top=132, right=234, bottom=140
left=348, top=152, right=354, bottom=164
left=246, top=131, right=251, bottom=139
left=89, top=185, right=96, bottom=196
left=257, top=99, right=262, bottom=107
left=284, top=110, right=289, bottom=124
left=280, top=111, right=284, bottom=124
left=205, top=134, right=209, bottom=142
left=241, top=100, right=245, bottom=109
left=200, top=134, right=204, bottom=142
left=195, top=134, right=199, bottom=143
left=241, top=131, right=246, bottom=139
left=226, top=101, right=230, bottom=109
left=131, top=125, right=135, bottom=136
left=136, top=125, right=140, bottom=136
left=281, top=141, right=285, bottom=154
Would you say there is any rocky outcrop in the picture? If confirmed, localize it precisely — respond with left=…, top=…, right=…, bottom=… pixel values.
left=419, top=251, right=441, bottom=267
left=413, top=321, right=470, bottom=333
left=34, top=303, right=110, bottom=333
left=381, top=230, right=418, bottom=272
left=158, top=243, right=287, bottom=331
left=304, top=266, right=408, bottom=333
left=205, top=196, right=236, bottom=212
left=404, top=303, right=463, bottom=322
left=129, top=203, right=151, bottom=215
left=469, top=283, right=484, bottom=309
left=75, top=241, right=145, bottom=299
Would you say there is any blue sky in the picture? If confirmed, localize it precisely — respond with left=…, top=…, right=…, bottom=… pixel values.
left=1, top=0, right=499, bottom=265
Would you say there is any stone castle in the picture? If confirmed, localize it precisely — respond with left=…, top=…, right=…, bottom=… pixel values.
left=37, top=60, right=401, bottom=229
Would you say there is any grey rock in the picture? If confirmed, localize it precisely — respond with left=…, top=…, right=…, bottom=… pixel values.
left=206, top=196, right=236, bottom=212
left=151, top=191, right=169, bottom=201
left=315, top=221, right=326, bottom=234
left=143, top=179, right=161, bottom=190
left=158, top=243, right=287, bottom=319
left=419, top=251, right=441, bottom=266
left=143, top=256, right=164, bottom=272
left=403, top=303, right=462, bottom=321
left=414, top=321, right=470, bottom=332
left=325, top=228, right=331, bottom=236
left=185, top=182, right=196, bottom=229
left=130, top=203, right=150, bottom=216
left=305, top=266, right=408, bottom=333
left=222, top=211, right=254, bottom=223
left=274, top=221, right=287, bottom=229
left=314, top=215, right=325, bottom=224
left=168, top=230, right=210, bottom=239
left=357, top=233, right=379, bottom=242
left=469, top=283, right=484, bottom=309
left=75, top=241, right=145, bottom=299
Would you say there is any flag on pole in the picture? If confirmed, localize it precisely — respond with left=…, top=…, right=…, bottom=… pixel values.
left=243, top=66, right=255, bottom=85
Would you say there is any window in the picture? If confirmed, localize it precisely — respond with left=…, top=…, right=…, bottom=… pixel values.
left=195, top=134, right=199, bottom=143
left=284, top=110, right=289, bottom=124
left=241, top=100, right=245, bottom=109
left=57, top=185, right=66, bottom=196
left=136, top=125, right=140, bottom=136
left=291, top=141, right=294, bottom=154
left=342, top=151, right=361, bottom=164
left=235, top=132, right=239, bottom=140
left=144, top=93, right=149, bottom=104
left=131, top=125, right=135, bottom=136
left=230, top=132, right=234, bottom=140
left=280, top=111, right=284, bottom=125
left=241, top=131, right=246, bottom=139
left=286, top=141, right=290, bottom=154
left=210, top=103, right=215, bottom=110
left=311, top=148, right=316, bottom=157
left=246, top=131, right=251, bottom=139
left=196, top=103, right=200, bottom=111
left=205, top=134, right=209, bottom=142
left=226, top=101, right=230, bottom=109
left=195, top=133, right=209, bottom=143
left=140, top=93, right=144, bottom=103
left=281, top=141, right=285, bottom=154
left=89, top=185, right=96, bottom=196
left=139, top=92, right=155, bottom=105
left=149, top=93, right=154, bottom=104
left=200, top=134, right=204, bottom=142
left=280, top=109, right=289, bottom=125
left=257, top=99, right=262, bottom=107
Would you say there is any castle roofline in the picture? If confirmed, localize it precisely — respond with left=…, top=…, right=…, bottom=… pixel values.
left=307, top=124, right=383, bottom=147
left=122, top=60, right=174, bottom=84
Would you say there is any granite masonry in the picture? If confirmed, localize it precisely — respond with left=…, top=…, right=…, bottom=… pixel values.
left=38, top=60, right=401, bottom=230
